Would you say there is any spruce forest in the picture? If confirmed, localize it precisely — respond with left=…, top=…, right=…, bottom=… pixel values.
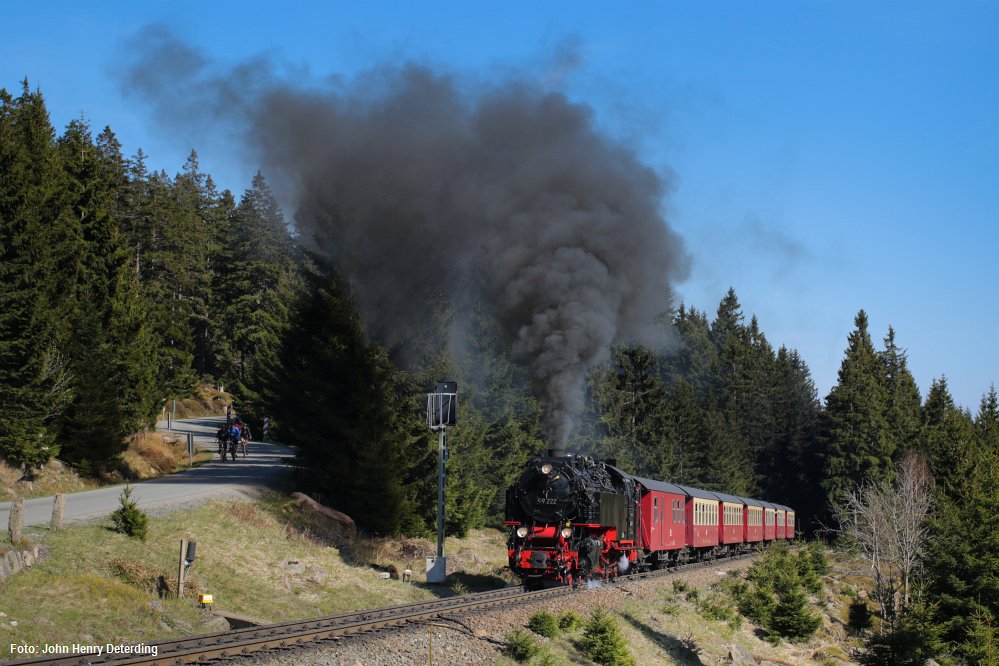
left=0, top=81, right=994, bottom=660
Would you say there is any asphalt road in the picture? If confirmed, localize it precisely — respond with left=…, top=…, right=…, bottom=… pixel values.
left=0, top=417, right=294, bottom=528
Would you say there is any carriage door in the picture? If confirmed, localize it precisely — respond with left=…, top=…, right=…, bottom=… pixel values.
left=652, top=496, right=659, bottom=547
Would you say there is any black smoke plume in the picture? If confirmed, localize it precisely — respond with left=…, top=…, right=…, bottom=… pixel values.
left=119, top=26, right=689, bottom=445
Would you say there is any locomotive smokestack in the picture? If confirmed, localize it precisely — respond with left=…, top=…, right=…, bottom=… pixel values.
left=548, top=448, right=568, bottom=459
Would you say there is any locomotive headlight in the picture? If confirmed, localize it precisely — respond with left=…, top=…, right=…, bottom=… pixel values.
left=516, top=526, right=528, bottom=538
left=540, top=463, right=553, bottom=475
left=560, top=527, right=573, bottom=539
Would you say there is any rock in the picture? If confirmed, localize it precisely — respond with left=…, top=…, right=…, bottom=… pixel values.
left=290, top=492, right=357, bottom=539
left=306, top=565, right=327, bottom=584
left=148, top=601, right=167, bottom=614
left=727, top=643, right=758, bottom=665
left=201, top=615, right=231, bottom=632
left=34, top=617, right=54, bottom=627
left=372, top=563, right=399, bottom=580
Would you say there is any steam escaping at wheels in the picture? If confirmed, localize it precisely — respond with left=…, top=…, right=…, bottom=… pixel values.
left=504, top=448, right=796, bottom=587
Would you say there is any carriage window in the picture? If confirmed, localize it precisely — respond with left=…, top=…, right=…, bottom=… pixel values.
left=653, top=497, right=658, bottom=523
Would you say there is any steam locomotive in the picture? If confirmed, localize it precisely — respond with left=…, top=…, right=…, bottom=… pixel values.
left=504, top=448, right=795, bottom=587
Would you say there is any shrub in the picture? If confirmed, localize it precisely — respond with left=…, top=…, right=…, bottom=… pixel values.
left=558, top=610, right=582, bottom=632
left=528, top=610, right=560, bottom=638
left=728, top=543, right=822, bottom=643
left=505, top=629, right=540, bottom=662
left=848, top=600, right=873, bottom=631
left=110, top=485, right=148, bottom=540
left=684, top=588, right=700, bottom=603
left=806, top=541, right=830, bottom=576
left=858, top=600, right=943, bottom=666
left=672, top=579, right=689, bottom=594
left=697, top=591, right=743, bottom=629
left=580, top=607, right=636, bottom=666
left=533, top=649, right=565, bottom=666
left=661, top=599, right=681, bottom=616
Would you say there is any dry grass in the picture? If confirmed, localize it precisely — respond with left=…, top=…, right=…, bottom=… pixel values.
left=259, top=492, right=510, bottom=588
left=0, top=458, right=98, bottom=501
left=117, top=431, right=211, bottom=481
left=0, top=495, right=514, bottom=658
left=162, top=384, right=229, bottom=420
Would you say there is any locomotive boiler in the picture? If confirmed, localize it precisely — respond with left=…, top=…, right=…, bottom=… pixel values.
left=504, top=448, right=637, bottom=587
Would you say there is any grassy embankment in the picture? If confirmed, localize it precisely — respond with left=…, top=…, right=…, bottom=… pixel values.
left=496, top=546, right=873, bottom=666
left=0, top=494, right=510, bottom=659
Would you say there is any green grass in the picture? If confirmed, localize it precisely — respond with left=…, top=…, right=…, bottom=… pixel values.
left=0, top=497, right=482, bottom=658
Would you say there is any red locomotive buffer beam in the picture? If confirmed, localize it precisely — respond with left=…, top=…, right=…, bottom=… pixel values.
left=508, top=523, right=635, bottom=588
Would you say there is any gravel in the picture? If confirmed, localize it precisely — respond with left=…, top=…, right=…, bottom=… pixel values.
left=244, top=557, right=757, bottom=666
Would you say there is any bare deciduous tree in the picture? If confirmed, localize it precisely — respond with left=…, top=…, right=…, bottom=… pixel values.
left=832, top=452, right=933, bottom=633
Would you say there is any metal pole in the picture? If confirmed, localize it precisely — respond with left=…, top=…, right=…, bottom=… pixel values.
left=436, top=429, right=446, bottom=558
left=171, top=400, right=177, bottom=431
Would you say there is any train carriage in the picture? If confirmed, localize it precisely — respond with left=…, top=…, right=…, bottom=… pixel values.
left=742, top=497, right=764, bottom=544
left=762, top=501, right=777, bottom=541
left=632, top=476, right=686, bottom=567
left=677, top=485, right=720, bottom=554
left=775, top=506, right=787, bottom=540
left=713, top=491, right=746, bottom=550
left=783, top=506, right=796, bottom=539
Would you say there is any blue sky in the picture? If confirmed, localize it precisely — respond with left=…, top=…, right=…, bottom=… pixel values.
left=3, top=1, right=996, bottom=411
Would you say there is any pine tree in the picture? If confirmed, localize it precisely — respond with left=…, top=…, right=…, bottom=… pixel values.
left=880, top=327, right=922, bottom=458
left=818, top=310, right=892, bottom=513
left=54, top=119, right=157, bottom=470
left=0, top=82, right=73, bottom=467
left=124, top=158, right=197, bottom=396
left=661, top=378, right=708, bottom=484
left=663, top=304, right=717, bottom=397
left=173, top=150, right=218, bottom=380
left=922, top=383, right=997, bottom=661
left=589, top=344, right=670, bottom=477
left=270, top=255, right=427, bottom=535
left=767, top=347, right=822, bottom=526
left=216, top=172, right=298, bottom=419
left=920, top=377, right=976, bottom=496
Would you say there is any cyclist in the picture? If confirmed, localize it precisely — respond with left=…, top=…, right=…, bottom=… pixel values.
left=228, top=421, right=242, bottom=462
left=216, top=424, right=228, bottom=460
left=239, top=422, right=252, bottom=458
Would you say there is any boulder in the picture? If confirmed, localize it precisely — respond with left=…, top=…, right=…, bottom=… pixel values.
left=290, top=492, right=357, bottom=540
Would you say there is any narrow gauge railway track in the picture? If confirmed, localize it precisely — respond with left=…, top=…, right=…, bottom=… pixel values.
left=2, top=585, right=564, bottom=666
left=7, top=551, right=757, bottom=666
